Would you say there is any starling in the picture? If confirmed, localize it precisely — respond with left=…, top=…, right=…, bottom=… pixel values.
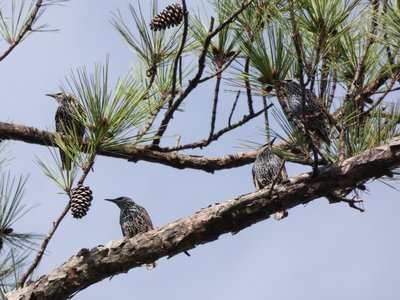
left=252, top=138, right=288, bottom=220
left=280, top=79, right=331, bottom=145
left=150, top=3, right=184, bottom=31
left=105, top=196, right=156, bottom=270
left=47, top=92, right=85, bottom=170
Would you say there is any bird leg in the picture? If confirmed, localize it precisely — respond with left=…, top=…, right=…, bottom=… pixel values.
left=326, top=192, right=365, bottom=212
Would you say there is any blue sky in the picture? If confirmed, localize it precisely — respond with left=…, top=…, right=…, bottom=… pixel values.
left=1, top=0, right=400, bottom=299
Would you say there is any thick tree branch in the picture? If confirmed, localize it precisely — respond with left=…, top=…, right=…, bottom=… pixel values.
left=0, top=122, right=257, bottom=172
left=7, top=137, right=400, bottom=300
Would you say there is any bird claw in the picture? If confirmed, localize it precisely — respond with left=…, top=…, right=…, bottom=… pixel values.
left=273, top=210, right=288, bottom=220
left=326, top=192, right=365, bottom=212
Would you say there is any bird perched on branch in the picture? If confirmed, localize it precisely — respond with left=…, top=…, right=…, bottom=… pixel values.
left=47, top=92, right=85, bottom=170
left=105, top=196, right=156, bottom=270
left=279, top=79, right=331, bottom=145
left=252, top=138, right=288, bottom=220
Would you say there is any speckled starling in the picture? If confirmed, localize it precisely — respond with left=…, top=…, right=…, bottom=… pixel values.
left=252, top=139, right=288, bottom=220
left=105, top=196, right=156, bottom=270
left=280, top=79, right=330, bottom=145
left=150, top=3, right=183, bottom=31
left=47, top=92, right=85, bottom=170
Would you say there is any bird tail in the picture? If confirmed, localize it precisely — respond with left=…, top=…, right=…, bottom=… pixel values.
left=146, top=262, right=156, bottom=270
left=60, top=150, right=72, bottom=171
left=274, top=210, right=288, bottom=221
left=317, top=126, right=331, bottom=145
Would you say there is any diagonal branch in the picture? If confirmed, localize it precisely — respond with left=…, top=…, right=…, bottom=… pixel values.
left=7, top=137, right=400, bottom=300
left=152, top=0, right=254, bottom=147
left=208, top=77, right=222, bottom=140
left=17, top=203, right=70, bottom=288
left=345, top=0, right=380, bottom=103
left=18, top=146, right=99, bottom=288
left=164, top=106, right=269, bottom=152
left=288, top=0, right=320, bottom=175
left=0, top=0, right=43, bottom=62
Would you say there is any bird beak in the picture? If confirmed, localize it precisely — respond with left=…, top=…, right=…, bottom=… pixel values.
left=104, top=198, right=116, bottom=203
left=46, top=93, right=56, bottom=99
left=275, top=79, right=291, bottom=84
left=269, top=137, right=277, bottom=146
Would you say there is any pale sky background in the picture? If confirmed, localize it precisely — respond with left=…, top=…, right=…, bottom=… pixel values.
left=1, top=1, right=400, bottom=299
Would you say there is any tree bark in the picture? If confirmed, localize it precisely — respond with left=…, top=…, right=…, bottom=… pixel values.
left=0, top=121, right=256, bottom=172
left=7, top=137, right=400, bottom=300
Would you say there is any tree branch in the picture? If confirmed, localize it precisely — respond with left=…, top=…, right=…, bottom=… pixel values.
left=18, top=146, right=99, bottom=287
left=345, top=0, right=380, bottom=103
left=170, top=0, right=188, bottom=100
left=17, top=202, right=70, bottom=288
left=163, top=106, right=269, bottom=152
left=288, top=0, right=320, bottom=175
left=0, top=0, right=43, bottom=62
left=0, top=122, right=257, bottom=173
left=152, top=0, right=254, bottom=147
left=7, top=137, right=400, bottom=300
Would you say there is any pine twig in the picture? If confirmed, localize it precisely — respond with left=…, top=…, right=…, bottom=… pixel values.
left=164, top=106, right=270, bottom=152
left=267, top=160, right=286, bottom=197
left=198, top=51, right=240, bottom=83
left=326, top=192, right=364, bottom=212
left=244, top=57, right=254, bottom=115
left=364, top=75, right=397, bottom=115
left=208, top=77, right=222, bottom=139
left=327, top=70, right=337, bottom=109
left=228, top=90, right=241, bottom=127
left=152, top=0, right=254, bottom=147
left=0, top=0, right=43, bottom=62
left=170, top=0, right=188, bottom=101
left=18, top=202, right=70, bottom=288
left=18, top=150, right=97, bottom=287
left=262, top=92, right=269, bottom=142
left=288, top=0, right=319, bottom=176
left=345, top=0, right=380, bottom=103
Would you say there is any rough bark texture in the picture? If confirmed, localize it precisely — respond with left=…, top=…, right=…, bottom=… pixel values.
left=0, top=122, right=256, bottom=172
left=7, top=137, right=400, bottom=300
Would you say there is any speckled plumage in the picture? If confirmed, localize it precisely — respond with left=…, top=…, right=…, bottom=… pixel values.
left=48, top=92, right=85, bottom=170
left=105, top=196, right=156, bottom=270
left=252, top=144, right=283, bottom=189
left=281, top=80, right=330, bottom=144
left=119, top=200, right=153, bottom=237
left=252, top=142, right=288, bottom=220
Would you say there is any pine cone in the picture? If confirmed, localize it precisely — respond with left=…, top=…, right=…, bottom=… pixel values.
left=150, top=4, right=183, bottom=31
left=70, top=184, right=93, bottom=219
